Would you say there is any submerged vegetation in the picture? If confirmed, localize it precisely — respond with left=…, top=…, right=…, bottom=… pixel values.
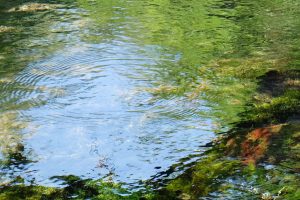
left=156, top=69, right=300, bottom=200
left=0, top=0, right=299, bottom=199
left=0, top=175, right=154, bottom=200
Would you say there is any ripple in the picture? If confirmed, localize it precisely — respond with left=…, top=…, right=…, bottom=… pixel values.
left=0, top=2, right=217, bottom=187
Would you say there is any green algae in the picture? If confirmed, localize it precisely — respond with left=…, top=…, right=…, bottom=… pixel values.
left=0, top=175, right=155, bottom=200
left=152, top=69, right=300, bottom=199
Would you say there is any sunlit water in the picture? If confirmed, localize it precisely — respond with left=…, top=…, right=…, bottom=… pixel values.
left=16, top=41, right=214, bottom=185
left=0, top=0, right=299, bottom=189
left=0, top=1, right=217, bottom=187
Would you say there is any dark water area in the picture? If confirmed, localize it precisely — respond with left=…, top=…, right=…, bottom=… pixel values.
left=0, top=0, right=299, bottom=199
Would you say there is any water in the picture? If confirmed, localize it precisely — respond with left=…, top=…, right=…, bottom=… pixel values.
left=0, top=0, right=299, bottom=193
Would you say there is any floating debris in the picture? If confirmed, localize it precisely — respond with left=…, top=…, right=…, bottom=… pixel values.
left=7, top=3, right=62, bottom=12
left=0, top=26, right=15, bottom=33
left=145, top=85, right=180, bottom=96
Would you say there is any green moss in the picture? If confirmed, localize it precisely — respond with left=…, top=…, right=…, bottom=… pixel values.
left=241, top=90, right=300, bottom=125
left=155, top=76, right=299, bottom=199
left=0, top=176, right=155, bottom=200
left=0, top=185, right=63, bottom=200
left=156, top=152, right=241, bottom=199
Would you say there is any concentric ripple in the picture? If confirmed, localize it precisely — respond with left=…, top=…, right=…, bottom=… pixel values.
left=0, top=1, right=216, bottom=187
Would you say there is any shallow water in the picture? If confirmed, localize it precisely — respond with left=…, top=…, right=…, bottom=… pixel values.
left=0, top=0, right=299, bottom=191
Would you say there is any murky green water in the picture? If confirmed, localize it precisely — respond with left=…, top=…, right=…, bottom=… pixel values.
left=0, top=0, right=299, bottom=198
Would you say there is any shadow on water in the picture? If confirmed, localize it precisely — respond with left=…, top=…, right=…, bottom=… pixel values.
left=0, top=0, right=299, bottom=199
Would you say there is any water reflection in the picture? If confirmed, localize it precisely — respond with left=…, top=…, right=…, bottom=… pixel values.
left=1, top=0, right=217, bottom=186
left=18, top=39, right=215, bottom=185
left=0, top=0, right=299, bottom=197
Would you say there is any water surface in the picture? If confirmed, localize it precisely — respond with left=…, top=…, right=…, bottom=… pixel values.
left=0, top=0, right=299, bottom=191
